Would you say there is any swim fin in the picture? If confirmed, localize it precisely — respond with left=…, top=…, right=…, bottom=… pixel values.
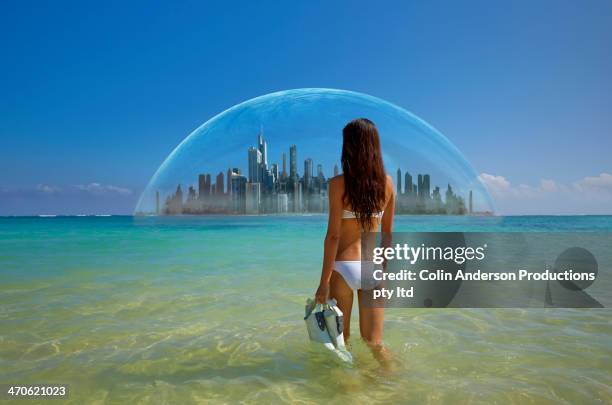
left=304, top=298, right=353, bottom=363
left=323, top=299, right=353, bottom=362
left=304, top=298, right=336, bottom=351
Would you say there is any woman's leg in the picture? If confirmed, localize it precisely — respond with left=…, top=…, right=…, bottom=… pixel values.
left=357, top=290, right=393, bottom=367
left=329, top=270, right=354, bottom=341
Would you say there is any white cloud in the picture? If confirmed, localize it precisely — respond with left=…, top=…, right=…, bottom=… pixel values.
left=478, top=172, right=612, bottom=215
left=573, top=173, right=612, bottom=195
left=74, top=182, right=132, bottom=196
left=478, top=173, right=511, bottom=192
left=0, top=182, right=137, bottom=215
left=36, top=184, right=61, bottom=193
left=1, top=183, right=133, bottom=197
left=540, top=179, right=559, bottom=193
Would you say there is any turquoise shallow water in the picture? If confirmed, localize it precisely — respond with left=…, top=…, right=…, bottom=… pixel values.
left=1, top=215, right=611, bottom=404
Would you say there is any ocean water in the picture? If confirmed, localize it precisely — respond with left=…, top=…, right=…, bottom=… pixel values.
left=1, top=215, right=611, bottom=404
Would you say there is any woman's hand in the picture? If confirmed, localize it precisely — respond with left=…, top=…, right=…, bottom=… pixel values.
left=315, top=282, right=330, bottom=304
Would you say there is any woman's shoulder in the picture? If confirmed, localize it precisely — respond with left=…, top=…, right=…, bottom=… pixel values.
left=329, top=174, right=345, bottom=187
left=328, top=175, right=345, bottom=197
left=385, top=174, right=395, bottom=196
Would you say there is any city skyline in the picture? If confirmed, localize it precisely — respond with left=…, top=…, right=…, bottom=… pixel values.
left=155, top=131, right=472, bottom=216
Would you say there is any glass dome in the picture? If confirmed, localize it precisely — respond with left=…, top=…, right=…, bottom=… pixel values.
left=135, top=88, right=494, bottom=216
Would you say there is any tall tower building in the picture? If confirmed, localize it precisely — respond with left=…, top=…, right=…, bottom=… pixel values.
left=248, top=147, right=262, bottom=183
left=423, top=174, right=431, bottom=199
left=396, top=168, right=402, bottom=194
left=304, top=158, right=313, bottom=189
left=198, top=174, right=206, bottom=199
left=169, top=184, right=183, bottom=214
left=317, top=164, right=324, bottom=180
left=333, top=164, right=339, bottom=177
left=405, top=172, right=413, bottom=194
left=445, top=184, right=454, bottom=207
left=187, top=186, right=197, bottom=201
left=227, top=169, right=232, bottom=195
left=417, top=174, right=423, bottom=198
left=215, top=171, right=224, bottom=195
left=259, top=161, right=266, bottom=187
left=203, top=174, right=211, bottom=196
left=257, top=129, right=267, bottom=168
left=231, top=174, right=247, bottom=213
left=289, top=145, right=297, bottom=180
left=292, top=180, right=302, bottom=212
left=432, top=186, right=441, bottom=201
left=282, top=153, right=287, bottom=179
left=271, top=163, right=279, bottom=183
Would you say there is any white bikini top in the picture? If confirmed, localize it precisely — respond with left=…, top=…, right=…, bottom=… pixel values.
left=342, top=210, right=384, bottom=219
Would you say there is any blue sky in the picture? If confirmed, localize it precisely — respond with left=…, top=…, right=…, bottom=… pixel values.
left=1, top=0, right=611, bottom=215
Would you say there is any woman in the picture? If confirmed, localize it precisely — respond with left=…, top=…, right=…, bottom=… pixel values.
left=314, top=118, right=395, bottom=364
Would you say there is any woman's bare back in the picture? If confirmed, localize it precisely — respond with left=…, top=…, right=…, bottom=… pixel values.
left=330, top=174, right=395, bottom=261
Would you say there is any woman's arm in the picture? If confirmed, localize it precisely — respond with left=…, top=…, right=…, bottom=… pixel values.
left=381, top=177, right=395, bottom=233
left=380, top=177, right=396, bottom=263
left=315, top=179, right=343, bottom=303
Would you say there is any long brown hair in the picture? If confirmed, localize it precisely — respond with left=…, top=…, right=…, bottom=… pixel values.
left=341, top=118, right=387, bottom=229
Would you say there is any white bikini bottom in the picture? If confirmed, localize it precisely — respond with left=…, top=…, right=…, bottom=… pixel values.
left=333, top=260, right=379, bottom=291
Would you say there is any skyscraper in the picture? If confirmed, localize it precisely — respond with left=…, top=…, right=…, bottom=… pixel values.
left=333, top=164, right=339, bottom=177
left=198, top=174, right=206, bottom=199
left=304, top=158, right=313, bottom=190
left=264, top=168, right=274, bottom=191
left=187, top=186, right=197, bottom=200
left=282, top=153, right=287, bottom=179
left=205, top=174, right=211, bottom=196
left=167, top=184, right=183, bottom=214
left=446, top=184, right=454, bottom=198
left=405, top=172, right=413, bottom=194
left=423, top=174, right=431, bottom=199
left=432, top=186, right=441, bottom=201
left=226, top=168, right=232, bottom=195
left=231, top=174, right=247, bottom=213
left=417, top=174, right=423, bottom=198
left=248, top=147, right=262, bottom=183
left=289, top=145, right=297, bottom=180
left=397, top=168, right=402, bottom=194
left=293, top=180, right=302, bottom=212
left=215, top=171, right=224, bottom=195
left=258, top=129, right=267, bottom=167
left=175, top=185, right=183, bottom=202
